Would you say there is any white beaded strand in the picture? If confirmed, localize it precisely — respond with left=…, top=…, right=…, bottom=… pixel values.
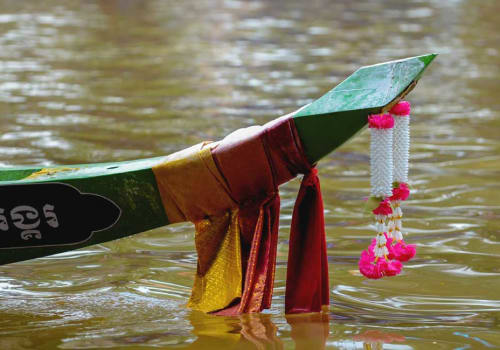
left=393, top=114, right=410, bottom=184
left=368, top=113, right=395, bottom=260
left=391, top=103, right=411, bottom=242
left=370, top=128, right=393, bottom=198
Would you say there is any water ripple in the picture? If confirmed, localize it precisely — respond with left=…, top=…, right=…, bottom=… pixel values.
left=0, top=0, right=499, bottom=349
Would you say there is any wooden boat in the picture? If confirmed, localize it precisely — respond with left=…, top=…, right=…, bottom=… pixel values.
left=0, top=54, right=436, bottom=265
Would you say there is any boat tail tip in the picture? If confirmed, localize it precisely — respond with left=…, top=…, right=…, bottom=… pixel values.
left=291, top=53, right=438, bottom=163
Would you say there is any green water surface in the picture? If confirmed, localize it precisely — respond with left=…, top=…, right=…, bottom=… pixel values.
left=0, top=1, right=499, bottom=349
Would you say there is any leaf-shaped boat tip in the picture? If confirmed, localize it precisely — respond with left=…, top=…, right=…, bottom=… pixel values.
left=293, top=54, right=438, bottom=163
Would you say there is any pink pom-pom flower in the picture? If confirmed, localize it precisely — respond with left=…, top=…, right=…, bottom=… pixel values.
left=359, top=250, right=403, bottom=279
left=368, top=113, right=394, bottom=129
left=389, top=101, right=411, bottom=116
left=384, top=259, right=403, bottom=276
left=359, top=250, right=386, bottom=279
left=391, top=241, right=416, bottom=262
left=372, top=198, right=393, bottom=216
left=390, top=182, right=410, bottom=201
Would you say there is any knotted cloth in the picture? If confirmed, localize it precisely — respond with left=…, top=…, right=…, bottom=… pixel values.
left=152, top=115, right=329, bottom=315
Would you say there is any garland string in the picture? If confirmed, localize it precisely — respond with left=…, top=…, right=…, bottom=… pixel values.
left=359, top=101, right=416, bottom=279
left=359, top=113, right=402, bottom=279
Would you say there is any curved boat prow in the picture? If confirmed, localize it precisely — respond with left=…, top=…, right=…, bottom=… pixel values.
left=0, top=54, right=437, bottom=265
left=293, top=53, right=437, bottom=163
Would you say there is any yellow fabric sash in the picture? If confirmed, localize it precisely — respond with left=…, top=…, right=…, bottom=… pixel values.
left=188, top=210, right=242, bottom=312
left=152, top=143, right=241, bottom=312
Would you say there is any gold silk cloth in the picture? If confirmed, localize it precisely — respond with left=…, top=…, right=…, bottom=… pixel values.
left=151, top=115, right=329, bottom=315
left=152, top=142, right=242, bottom=312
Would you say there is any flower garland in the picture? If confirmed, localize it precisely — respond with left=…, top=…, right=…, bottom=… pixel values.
left=359, top=113, right=402, bottom=279
left=388, top=101, right=416, bottom=262
left=359, top=101, right=416, bottom=279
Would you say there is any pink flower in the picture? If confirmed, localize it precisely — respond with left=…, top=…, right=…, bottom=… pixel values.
left=372, top=199, right=393, bottom=216
left=389, top=101, right=411, bottom=116
left=358, top=249, right=403, bottom=279
left=368, top=113, right=394, bottom=129
left=359, top=250, right=386, bottom=279
left=392, top=241, right=416, bottom=262
left=384, top=259, right=403, bottom=276
left=390, top=183, right=410, bottom=201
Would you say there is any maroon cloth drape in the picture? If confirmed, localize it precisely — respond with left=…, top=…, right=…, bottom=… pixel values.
left=210, top=115, right=329, bottom=314
left=285, top=168, right=329, bottom=313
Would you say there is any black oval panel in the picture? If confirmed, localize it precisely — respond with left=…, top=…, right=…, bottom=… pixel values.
left=0, top=183, right=121, bottom=249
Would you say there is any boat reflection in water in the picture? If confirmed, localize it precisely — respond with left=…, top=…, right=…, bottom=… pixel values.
left=187, top=311, right=329, bottom=350
left=187, top=312, right=406, bottom=350
left=352, top=330, right=406, bottom=350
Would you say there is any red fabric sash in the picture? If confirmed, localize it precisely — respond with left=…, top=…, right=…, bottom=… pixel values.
left=211, top=116, right=329, bottom=314
left=285, top=168, right=329, bottom=313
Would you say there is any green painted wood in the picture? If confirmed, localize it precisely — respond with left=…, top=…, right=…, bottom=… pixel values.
left=0, top=54, right=437, bottom=265
left=0, top=158, right=169, bottom=265
left=293, top=53, right=437, bottom=163
left=0, top=167, right=43, bottom=181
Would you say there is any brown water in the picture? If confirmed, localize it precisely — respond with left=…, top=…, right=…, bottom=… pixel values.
left=0, top=0, right=499, bottom=349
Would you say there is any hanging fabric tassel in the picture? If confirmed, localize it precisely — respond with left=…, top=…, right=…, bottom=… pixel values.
left=153, top=115, right=329, bottom=315
left=286, top=168, right=329, bottom=314
left=388, top=101, right=416, bottom=262
left=359, top=113, right=402, bottom=279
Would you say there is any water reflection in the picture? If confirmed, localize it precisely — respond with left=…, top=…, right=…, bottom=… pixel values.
left=98, top=0, right=149, bottom=18
left=352, top=330, right=405, bottom=350
left=186, top=312, right=330, bottom=350
left=286, top=313, right=330, bottom=350
left=187, top=312, right=282, bottom=349
left=0, top=0, right=499, bottom=349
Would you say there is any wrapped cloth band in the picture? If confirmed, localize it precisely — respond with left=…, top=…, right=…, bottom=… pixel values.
left=152, top=115, right=329, bottom=315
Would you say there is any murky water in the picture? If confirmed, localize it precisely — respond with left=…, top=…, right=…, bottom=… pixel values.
left=0, top=0, right=499, bottom=349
